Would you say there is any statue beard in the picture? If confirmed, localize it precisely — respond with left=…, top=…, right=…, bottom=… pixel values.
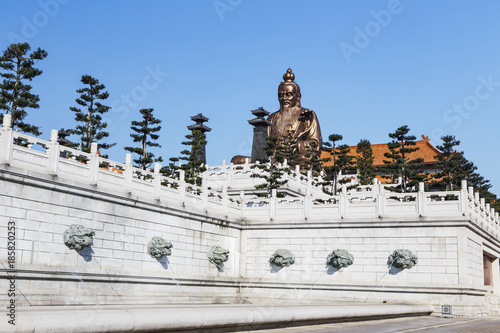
left=275, top=101, right=302, bottom=138
left=279, top=100, right=301, bottom=113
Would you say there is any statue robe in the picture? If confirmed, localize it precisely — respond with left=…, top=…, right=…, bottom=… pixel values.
left=267, top=107, right=322, bottom=164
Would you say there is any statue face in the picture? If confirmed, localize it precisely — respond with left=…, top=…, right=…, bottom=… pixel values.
left=278, top=84, right=299, bottom=109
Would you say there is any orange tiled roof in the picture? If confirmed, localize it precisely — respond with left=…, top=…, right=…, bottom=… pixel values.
left=321, top=135, right=442, bottom=167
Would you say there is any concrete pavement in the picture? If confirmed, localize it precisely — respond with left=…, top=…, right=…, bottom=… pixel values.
left=1, top=303, right=434, bottom=333
left=241, top=316, right=500, bottom=333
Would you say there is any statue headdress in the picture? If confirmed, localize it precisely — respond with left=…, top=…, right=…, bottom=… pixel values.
left=279, top=68, right=301, bottom=94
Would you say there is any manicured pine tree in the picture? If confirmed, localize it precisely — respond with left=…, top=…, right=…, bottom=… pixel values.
left=382, top=125, right=425, bottom=193
left=179, top=129, right=207, bottom=185
left=336, top=144, right=355, bottom=189
left=251, top=135, right=288, bottom=197
left=431, top=135, right=474, bottom=191
left=124, top=108, right=163, bottom=170
left=321, top=134, right=352, bottom=195
left=356, top=139, right=376, bottom=185
left=303, top=140, right=322, bottom=174
left=0, top=43, right=47, bottom=135
left=271, top=129, right=299, bottom=168
left=69, top=75, right=115, bottom=155
left=467, top=171, right=499, bottom=212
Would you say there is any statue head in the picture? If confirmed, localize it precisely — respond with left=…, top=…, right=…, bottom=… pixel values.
left=278, top=68, right=301, bottom=110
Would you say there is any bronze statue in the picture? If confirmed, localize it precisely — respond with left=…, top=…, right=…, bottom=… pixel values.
left=267, top=68, right=322, bottom=164
left=231, top=68, right=322, bottom=166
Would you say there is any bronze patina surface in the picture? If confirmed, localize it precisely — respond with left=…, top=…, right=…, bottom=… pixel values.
left=267, top=68, right=322, bottom=164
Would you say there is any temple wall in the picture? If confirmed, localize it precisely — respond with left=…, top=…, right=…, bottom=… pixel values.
left=0, top=168, right=241, bottom=306
left=1, top=166, right=499, bottom=315
left=239, top=223, right=497, bottom=311
left=1, top=124, right=500, bottom=315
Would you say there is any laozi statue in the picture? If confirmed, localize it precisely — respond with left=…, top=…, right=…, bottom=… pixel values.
left=267, top=68, right=323, bottom=165
left=232, top=68, right=323, bottom=166
left=63, top=224, right=95, bottom=250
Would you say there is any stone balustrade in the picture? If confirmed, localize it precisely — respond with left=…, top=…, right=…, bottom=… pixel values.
left=1, top=118, right=498, bottom=238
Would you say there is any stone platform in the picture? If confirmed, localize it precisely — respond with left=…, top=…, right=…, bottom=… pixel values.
left=2, top=303, right=434, bottom=333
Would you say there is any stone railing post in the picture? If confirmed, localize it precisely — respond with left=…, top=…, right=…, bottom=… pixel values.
left=153, top=162, right=161, bottom=200
left=460, top=180, right=468, bottom=216
left=202, top=172, right=208, bottom=211
left=373, top=178, right=378, bottom=195
left=304, top=194, right=311, bottom=220
left=178, top=170, right=186, bottom=205
left=418, top=182, right=425, bottom=217
left=222, top=185, right=228, bottom=216
left=89, top=142, right=99, bottom=185
left=339, top=184, right=347, bottom=219
left=48, top=129, right=60, bottom=176
left=124, top=153, right=133, bottom=192
left=239, top=190, right=245, bottom=218
left=307, top=169, right=313, bottom=194
left=0, top=114, right=13, bottom=165
left=270, top=189, right=277, bottom=220
left=243, top=158, right=250, bottom=171
left=295, top=165, right=300, bottom=181
left=227, top=162, right=234, bottom=188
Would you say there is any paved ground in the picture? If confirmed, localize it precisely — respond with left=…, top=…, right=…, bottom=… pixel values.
left=240, top=316, right=500, bottom=333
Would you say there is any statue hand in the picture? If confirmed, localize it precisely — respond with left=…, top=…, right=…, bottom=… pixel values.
left=299, top=109, right=313, bottom=120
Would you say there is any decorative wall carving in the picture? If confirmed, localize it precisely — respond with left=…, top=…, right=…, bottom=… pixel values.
left=147, top=236, right=173, bottom=258
left=207, top=245, right=230, bottom=265
left=388, top=249, right=418, bottom=269
left=269, top=249, right=295, bottom=267
left=63, top=224, right=95, bottom=250
left=326, top=249, right=354, bottom=269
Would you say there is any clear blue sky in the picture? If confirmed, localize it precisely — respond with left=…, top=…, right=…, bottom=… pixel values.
left=2, top=1, right=499, bottom=194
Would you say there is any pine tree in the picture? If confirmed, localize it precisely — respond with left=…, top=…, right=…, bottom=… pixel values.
left=275, top=130, right=299, bottom=168
left=321, top=134, right=351, bottom=195
left=124, top=108, right=163, bottom=170
left=69, top=75, right=115, bottom=155
left=356, top=139, right=376, bottom=185
left=0, top=43, right=47, bottom=135
left=303, top=140, right=322, bottom=174
left=336, top=144, right=355, bottom=189
left=250, top=135, right=288, bottom=197
left=382, top=125, right=425, bottom=193
left=179, top=129, right=207, bottom=185
left=431, top=135, right=474, bottom=191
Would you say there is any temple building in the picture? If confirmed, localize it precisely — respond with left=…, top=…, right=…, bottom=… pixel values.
left=321, top=135, right=443, bottom=183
